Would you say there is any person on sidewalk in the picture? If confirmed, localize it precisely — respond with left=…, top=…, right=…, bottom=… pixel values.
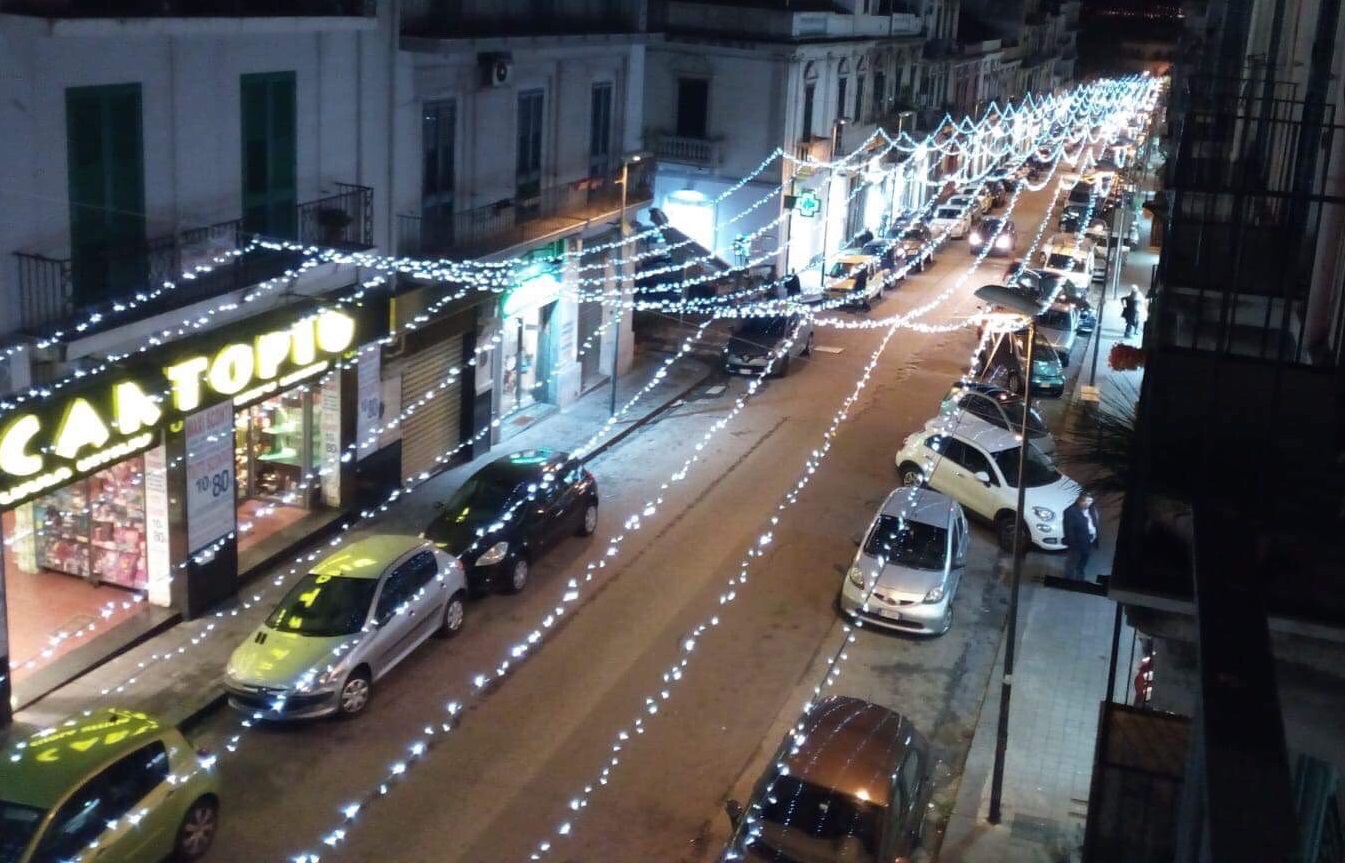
left=1121, top=285, right=1142, bottom=338
left=1063, top=492, right=1100, bottom=581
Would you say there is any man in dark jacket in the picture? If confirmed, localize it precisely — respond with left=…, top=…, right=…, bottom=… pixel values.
left=1062, top=492, right=1100, bottom=581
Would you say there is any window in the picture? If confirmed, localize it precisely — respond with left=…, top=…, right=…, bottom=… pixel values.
left=422, top=100, right=456, bottom=229
left=873, top=70, right=886, bottom=117
left=957, top=442, right=996, bottom=480
left=990, top=444, right=1062, bottom=489
left=757, top=776, right=880, bottom=860
left=837, top=76, right=849, bottom=121
left=399, top=551, right=440, bottom=594
left=35, top=743, right=169, bottom=861
left=675, top=77, right=709, bottom=139
left=864, top=516, right=948, bottom=570
left=802, top=82, right=816, bottom=140
left=375, top=567, right=413, bottom=623
left=241, top=72, right=297, bottom=239
left=516, top=89, right=545, bottom=216
left=65, top=83, right=146, bottom=308
left=589, top=82, right=613, bottom=177
left=269, top=574, right=379, bottom=637
left=855, top=75, right=866, bottom=123
left=894, top=748, right=924, bottom=815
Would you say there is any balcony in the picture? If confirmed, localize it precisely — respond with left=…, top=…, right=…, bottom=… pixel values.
left=398, top=167, right=652, bottom=260
left=656, top=1, right=920, bottom=42
left=0, top=0, right=373, bottom=16
left=651, top=133, right=721, bottom=167
left=12, top=183, right=373, bottom=336
left=401, top=0, right=642, bottom=39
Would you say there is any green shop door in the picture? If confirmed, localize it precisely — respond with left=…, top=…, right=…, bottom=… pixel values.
left=241, top=72, right=297, bottom=241
left=66, top=84, right=147, bottom=309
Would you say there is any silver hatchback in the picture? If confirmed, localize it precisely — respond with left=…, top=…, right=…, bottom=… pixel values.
left=224, top=535, right=467, bottom=719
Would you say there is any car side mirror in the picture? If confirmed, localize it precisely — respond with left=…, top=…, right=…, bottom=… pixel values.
left=725, top=799, right=744, bottom=828
left=973, top=470, right=993, bottom=486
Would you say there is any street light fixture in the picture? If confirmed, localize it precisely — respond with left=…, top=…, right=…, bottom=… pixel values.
left=611, top=150, right=651, bottom=417
left=973, top=283, right=1045, bottom=826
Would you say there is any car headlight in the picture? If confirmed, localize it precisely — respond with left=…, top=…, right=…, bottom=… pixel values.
left=847, top=566, right=867, bottom=589
left=996, top=235, right=1011, bottom=249
left=969, top=231, right=982, bottom=244
left=476, top=541, right=509, bottom=567
left=923, top=584, right=946, bottom=604
left=1032, top=506, right=1056, bottom=521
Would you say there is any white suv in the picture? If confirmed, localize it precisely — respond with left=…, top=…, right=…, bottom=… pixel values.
left=894, top=425, right=1083, bottom=552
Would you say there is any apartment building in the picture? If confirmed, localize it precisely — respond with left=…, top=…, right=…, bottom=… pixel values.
left=0, top=0, right=396, bottom=721
left=644, top=0, right=927, bottom=289
left=1084, top=0, right=1345, bottom=858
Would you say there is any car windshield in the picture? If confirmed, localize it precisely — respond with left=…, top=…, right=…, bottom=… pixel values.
left=936, top=207, right=961, bottom=219
left=1046, top=253, right=1079, bottom=270
left=865, top=515, right=948, bottom=570
left=964, top=395, right=1050, bottom=437
left=901, top=228, right=926, bottom=241
left=991, top=444, right=1061, bottom=488
left=734, top=317, right=790, bottom=338
left=861, top=242, right=886, bottom=256
left=442, top=474, right=518, bottom=515
left=981, top=219, right=1002, bottom=233
left=0, top=801, right=45, bottom=863
left=1038, top=308, right=1073, bottom=328
left=828, top=262, right=854, bottom=279
left=265, top=573, right=379, bottom=637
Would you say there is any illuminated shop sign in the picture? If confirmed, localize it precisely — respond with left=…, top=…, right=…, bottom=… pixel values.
left=0, top=305, right=375, bottom=509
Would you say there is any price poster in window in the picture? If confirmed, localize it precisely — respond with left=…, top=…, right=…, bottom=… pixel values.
left=185, top=402, right=237, bottom=553
left=356, top=343, right=381, bottom=461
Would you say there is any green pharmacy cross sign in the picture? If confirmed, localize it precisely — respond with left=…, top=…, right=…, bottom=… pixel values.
left=795, top=189, right=821, bottom=219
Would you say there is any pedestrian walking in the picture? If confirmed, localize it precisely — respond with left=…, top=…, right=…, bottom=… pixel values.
left=785, top=270, right=802, bottom=298
left=1062, top=492, right=1100, bottom=581
left=1121, top=285, right=1141, bottom=338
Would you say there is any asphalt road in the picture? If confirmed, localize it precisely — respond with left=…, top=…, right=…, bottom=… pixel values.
left=188, top=181, right=1072, bottom=863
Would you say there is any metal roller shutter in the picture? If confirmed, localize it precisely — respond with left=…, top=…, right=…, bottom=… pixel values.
left=400, top=333, right=465, bottom=482
left=578, top=298, right=605, bottom=388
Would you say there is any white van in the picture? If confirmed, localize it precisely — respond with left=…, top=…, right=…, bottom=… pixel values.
left=1040, top=232, right=1097, bottom=291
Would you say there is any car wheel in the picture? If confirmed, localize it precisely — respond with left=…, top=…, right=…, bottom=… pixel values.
left=577, top=500, right=598, bottom=537
left=898, top=463, right=925, bottom=487
left=861, top=298, right=872, bottom=312
left=505, top=557, right=530, bottom=594
left=437, top=592, right=466, bottom=638
left=337, top=667, right=372, bottom=717
left=172, top=795, right=219, bottom=861
left=801, top=333, right=813, bottom=357
left=1006, top=371, right=1025, bottom=396
left=996, top=513, right=1029, bottom=554
left=774, top=353, right=791, bottom=377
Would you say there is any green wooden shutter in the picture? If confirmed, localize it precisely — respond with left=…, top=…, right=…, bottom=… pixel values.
left=241, top=71, right=297, bottom=240
left=66, top=84, right=146, bottom=308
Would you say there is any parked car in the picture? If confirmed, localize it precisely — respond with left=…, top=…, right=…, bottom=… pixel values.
left=930, top=205, right=972, bottom=240
left=1068, top=180, right=1095, bottom=207
left=838, top=487, right=969, bottom=635
left=1040, top=232, right=1098, bottom=290
left=941, top=381, right=1057, bottom=456
left=885, top=222, right=936, bottom=271
left=824, top=253, right=884, bottom=309
left=980, top=327, right=1067, bottom=397
left=862, top=239, right=907, bottom=281
left=894, top=425, right=1083, bottom=551
left=969, top=217, right=1017, bottom=257
left=947, top=193, right=984, bottom=221
left=0, top=709, right=220, bottom=863
left=723, top=313, right=813, bottom=377
left=225, top=535, right=468, bottom=719
left=422, top=449, right=598, bottom=594
left=1029, top=269, right=1096, bottom=333
left=1088, top=228, right=1130, bottom=281
left=724, top=696, right=934, bottom=861
left=1035, top=304, right=1080, bottom=365
left=959, top=183, right=994, bottom=214
left=984, top=174, right=1013, bottom=206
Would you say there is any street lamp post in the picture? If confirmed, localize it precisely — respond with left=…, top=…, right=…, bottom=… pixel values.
left=973, top=284, right=1044, bottom=826
left=610, top=152, right=647, bottom=417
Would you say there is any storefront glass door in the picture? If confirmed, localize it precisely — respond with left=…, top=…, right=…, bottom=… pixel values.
left=234, top=388, right=315, bottom=548
left=500, top=307, right=543, bottom=417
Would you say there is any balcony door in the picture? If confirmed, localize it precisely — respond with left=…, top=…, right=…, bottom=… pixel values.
left=676, top=77, right=709, bottom=140
left=241, top=72, right=297, bottom=240
left=516, top=89, right=545, bottom=220
left=589, top=82, right=614, bottom=179
left=66, top=84, right=146, bottom=309
left=422, top=100, right=456, bottom=249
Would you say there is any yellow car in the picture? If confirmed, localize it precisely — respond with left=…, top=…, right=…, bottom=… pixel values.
left=0, top=709, right=220, bottom=862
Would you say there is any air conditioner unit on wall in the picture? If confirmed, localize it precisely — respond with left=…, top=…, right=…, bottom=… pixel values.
left=479, top=53, right=513, bottom=88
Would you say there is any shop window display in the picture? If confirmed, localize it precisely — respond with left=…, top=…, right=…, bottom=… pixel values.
left=234, top=386, right=334, bottom=551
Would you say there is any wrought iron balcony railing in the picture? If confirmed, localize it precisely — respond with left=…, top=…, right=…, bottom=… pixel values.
left=12, top=183, right=373, bottom=335
left=0, top=0, right=373, bottom=16
left=399, top=168, right=652, bottom=260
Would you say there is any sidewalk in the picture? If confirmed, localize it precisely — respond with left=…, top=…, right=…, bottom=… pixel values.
left=9, top=344, right=715, bottom=735
left=937, top=192, right=1156, bottom=861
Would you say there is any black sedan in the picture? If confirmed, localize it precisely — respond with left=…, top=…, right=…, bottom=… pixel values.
left=723, top=313, right=813, bottom=377
left=422, top=449, right=598, bottom=594
left=969, top=217, right=1017, bottom=257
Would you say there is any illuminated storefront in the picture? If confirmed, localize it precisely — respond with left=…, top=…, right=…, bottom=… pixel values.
left=0, top=300, right=386, bottom=718
left=497, top=257, right=563, bottom=422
